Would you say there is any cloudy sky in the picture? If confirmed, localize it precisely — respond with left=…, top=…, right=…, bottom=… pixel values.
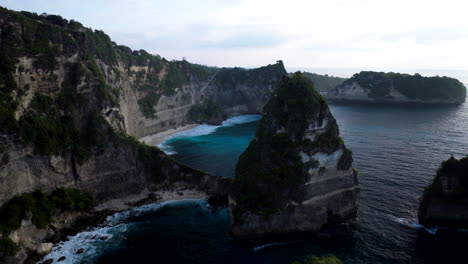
left=2, top=0, right=468, bottom=76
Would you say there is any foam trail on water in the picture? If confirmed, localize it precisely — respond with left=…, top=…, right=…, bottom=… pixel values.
left=394, top=217, right=439, bottom=235
left=221, top=115, right=262, bottom=127
left=156, top=141, right=177, bottom=155
left=252, top=241, right=302, bottom=252
left=39, top=200, right=205, bottom=264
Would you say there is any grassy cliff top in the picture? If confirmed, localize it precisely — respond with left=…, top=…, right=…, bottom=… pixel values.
left=343, top=71, right=466, bottom=100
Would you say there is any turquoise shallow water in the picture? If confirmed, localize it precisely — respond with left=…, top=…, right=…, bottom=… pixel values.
left=41, top=103, right=468, bottom=264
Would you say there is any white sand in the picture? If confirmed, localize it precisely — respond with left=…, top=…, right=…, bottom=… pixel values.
left=95, top=188, right=208, bottom=212
left=139, top=124, right=199, bottom=146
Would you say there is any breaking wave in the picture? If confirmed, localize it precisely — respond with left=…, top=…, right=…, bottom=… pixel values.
left=157, top=115, right=261, bottom=154
left=38, top=200, right=206, bottom=264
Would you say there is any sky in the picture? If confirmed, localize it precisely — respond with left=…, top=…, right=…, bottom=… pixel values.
left=2, top=0, right=468, bottom=78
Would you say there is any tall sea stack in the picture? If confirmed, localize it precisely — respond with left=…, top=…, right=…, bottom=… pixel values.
left=418, top=156, right=468, bottom=228
left=229, top=73, right=359, bottom=241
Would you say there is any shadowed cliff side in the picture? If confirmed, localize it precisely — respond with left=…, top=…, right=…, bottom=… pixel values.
left=229, top=73, right=359, bottom=242
left=418, top=156, right=468, bottom=228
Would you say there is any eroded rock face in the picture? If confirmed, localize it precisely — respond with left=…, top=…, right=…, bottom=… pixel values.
left=0, top=8, right=281, bottom=205
left=418, top=156, right=468, bottom=228
left=229, top=73, right=359, bottom=241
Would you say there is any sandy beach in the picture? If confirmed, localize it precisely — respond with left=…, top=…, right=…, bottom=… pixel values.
left=139, top=124, right=199, bottom=146
left=95, top=188, right=208, bottom=212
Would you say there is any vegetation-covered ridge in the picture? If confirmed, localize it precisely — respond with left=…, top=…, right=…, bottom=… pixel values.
left=0, top=6, right=212, bottom=122
left=231, top=73, right=347, bottom=220
left=340, top=71, right=466, bottom=101
left=296, top=72, right=346, bottom=92
left=0, top=188, right=93, bottom=256
left=187, top=61, right=287, bottom=123
left=418, top=155, right=468, bottom=225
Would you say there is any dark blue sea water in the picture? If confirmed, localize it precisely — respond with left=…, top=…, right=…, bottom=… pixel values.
left=41, top=104, right=468, bottom=264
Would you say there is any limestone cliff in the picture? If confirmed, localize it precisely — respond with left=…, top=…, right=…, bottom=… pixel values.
left=0, top=7, right=287, bottom=205
left=0, top=7, right=238, bottom=262
left=0, top=7, right=287, bottom=261
left=326, top=71, right=466, bottom=104
left=0, top=7, right=235, bottom=206
left=418, top=156, right=468, bottom=228
left=229, top=73, right=359, bottom=241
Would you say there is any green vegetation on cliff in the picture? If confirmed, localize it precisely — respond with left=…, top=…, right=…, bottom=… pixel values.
left=0, top=188, right=93, bottom=235
left=346, top=71, right=466, bottom=101
left=419, top=156, right=468, bottom=222
left=0, top=188, right=93, bottom=256
left=231, top=73, right=336, bottom=220
left=298, top=72, right=346, bottom=92
left=188, top=100, right=221, bottom=122
left=215, top=60, right=286, bottom=87
left=292, top=255, right=343, bottom=264
left=0, top=237, right=19, bottom=256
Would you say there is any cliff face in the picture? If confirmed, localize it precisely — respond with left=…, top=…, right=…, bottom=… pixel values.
left=119, top=61, right=286, bottom=138
left=418, top=156, right=468, bottom=228
left=229, top=73, right=359, bottom=241
left=0, top=8, right=243, bottom=262
left=0, top=8, right=287, bottom=206
left=0, top=8, right=238, bottom=207
left=326, top=71, right=466, bottom=104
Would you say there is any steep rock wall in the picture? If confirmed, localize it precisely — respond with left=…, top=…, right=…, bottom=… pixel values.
left=229, top=73, right=359, bottom=242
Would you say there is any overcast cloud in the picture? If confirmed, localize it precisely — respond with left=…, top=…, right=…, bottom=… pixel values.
left=2, top=0, right=468, bottom=74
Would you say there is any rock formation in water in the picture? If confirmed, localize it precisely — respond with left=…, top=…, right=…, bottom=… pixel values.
left=418, top=156, right=468, bottom=228
left=326, top=71, right=466, bottom=104
left=229, top=73, right=359, bottom=241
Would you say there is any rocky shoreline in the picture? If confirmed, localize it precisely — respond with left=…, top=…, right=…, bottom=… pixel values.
left=1, top=185, right=228, bottom=264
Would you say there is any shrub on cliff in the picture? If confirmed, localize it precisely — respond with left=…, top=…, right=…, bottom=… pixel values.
left=0, top=188, right=93, bottom=234
left=0, top=237, right=19, bottom=257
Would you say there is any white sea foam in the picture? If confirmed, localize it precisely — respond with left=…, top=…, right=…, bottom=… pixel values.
left=394, top=217, right=438, bottom=234
left=252, top=240, right=302, bottom=252
left=38, top=200, right=205, bottom=264
left=157, top=115, right=261, bottom=154
left=156, top=141, right=177, bottom=155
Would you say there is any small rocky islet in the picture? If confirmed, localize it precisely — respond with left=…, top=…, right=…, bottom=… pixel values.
left=419, top=156, right=468, bottom=229
left=327, top=71, right=466, bottom=104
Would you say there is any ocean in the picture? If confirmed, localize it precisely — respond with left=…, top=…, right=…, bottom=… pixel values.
left=40, top=103, right=468, bottom=264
